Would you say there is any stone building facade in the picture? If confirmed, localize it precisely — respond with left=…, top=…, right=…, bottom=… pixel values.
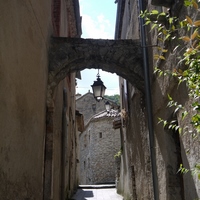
left=76, top=91, right=119, bottom=124
left=76, top=91, right=121, bottom=185
left=79, top=110, right=121, bottom=185
left=115, top=0, right=200, bottom=200
left=0, top=1, right=81, bottom=199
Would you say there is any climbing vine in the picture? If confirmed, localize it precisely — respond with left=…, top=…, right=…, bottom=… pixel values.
left=141, top=0, right=200, bottom=180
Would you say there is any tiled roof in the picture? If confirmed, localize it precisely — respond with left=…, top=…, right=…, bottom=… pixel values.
left=93, top=109, right=120, bottom=119
left=83, top=109, right=121, bottom=131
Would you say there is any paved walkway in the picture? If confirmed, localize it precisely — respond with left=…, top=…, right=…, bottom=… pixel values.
left=71, top=185, right=123, bottom=200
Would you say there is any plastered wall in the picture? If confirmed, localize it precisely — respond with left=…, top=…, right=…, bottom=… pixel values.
left=0, top=1, right=51, bottom=199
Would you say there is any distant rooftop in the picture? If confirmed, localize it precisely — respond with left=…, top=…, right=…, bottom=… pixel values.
left=93, top=109, right=120, bottom=119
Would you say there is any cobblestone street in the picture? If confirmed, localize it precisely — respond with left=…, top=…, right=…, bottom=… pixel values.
left=71, top=185, right=123, bottom=200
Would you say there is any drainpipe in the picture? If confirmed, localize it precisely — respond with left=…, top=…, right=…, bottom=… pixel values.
left=138, top=0, right=159, bottom=200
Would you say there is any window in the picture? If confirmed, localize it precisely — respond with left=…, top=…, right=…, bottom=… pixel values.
left=99, top=132, right=102, bottom=138
left=92, top=104, right=96, bottom=112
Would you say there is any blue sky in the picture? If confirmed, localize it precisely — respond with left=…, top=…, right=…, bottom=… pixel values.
left=76, top=0, right=119, bottom=95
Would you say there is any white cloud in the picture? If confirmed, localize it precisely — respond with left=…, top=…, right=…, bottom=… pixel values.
left=81, top=13, right=113, bottom=39
left=77, top=1, right=118, bottom=95
left=76, top=69, right=119, bottom=95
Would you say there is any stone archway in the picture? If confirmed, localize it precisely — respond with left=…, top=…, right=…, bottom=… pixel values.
left=47, top=37, right=144, bottom=105
left=44, top=37, right=144, bottom=199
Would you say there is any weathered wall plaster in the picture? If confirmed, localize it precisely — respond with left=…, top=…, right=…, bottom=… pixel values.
left=116, top=0, right=200, bottom=199
left=0, top=1, right=51, bottom=199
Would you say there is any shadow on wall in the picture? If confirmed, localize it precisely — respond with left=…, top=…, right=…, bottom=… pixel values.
left=152, top=79, right=199, bottom=199
left=180, top=139, right=199, bottom=200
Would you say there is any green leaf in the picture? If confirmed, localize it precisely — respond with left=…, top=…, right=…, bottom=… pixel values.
left=151, top=10, right=159, bottom=14
left=195, top=163, right=200, bottom=170
left=159, top=55, right=166, bottom=60
left=162, top=49, right=168, bottom=53
left=163, top=120, right=167, bottom=127
left=167, top=94, right=172, bottom=101
left=165, top=34, right=171, bottom=40
left=145, top=20, right=151, bottom=25
left=182, top=111, right=188, bottom=120
left=175, top=125, right=180, bottom=131
left=173, top=45, right=180, bottom=53
left=198, top=173, right=200, bottom=180
left=174, top=107, right=179, bottom=113
left=182, top=70, right=188, bottom=77
left=158, top=12, right=166, bottom=16
left=151, top=23, right=158, bottom=30
left=169, top=17, right=173, bottom=24
left=159, top=71, right=163, bottom=76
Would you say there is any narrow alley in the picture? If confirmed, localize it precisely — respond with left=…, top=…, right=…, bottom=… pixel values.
left=1, top=0, right=200, bottom=200
left=72, top=185, right=123, bottom=200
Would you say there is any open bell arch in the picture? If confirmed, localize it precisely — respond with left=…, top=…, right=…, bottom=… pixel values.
left=48, top=37, right=144, bottom=105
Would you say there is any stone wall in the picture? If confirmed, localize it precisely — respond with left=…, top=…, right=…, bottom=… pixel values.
left=117, top=81, right=153, bottom=200
left=76, top=91, right=118, bottom=125
left=115, top=1, right=153, bottom=199
left=51, top=74, right=78, bottom=199
left=45, top=0, right=81, bottom=199
left=79, top=117, right=121, bottom=184
left=116, top=0, right=200, bottom=199
left=76, top=91, right=121, bottom=185
left=0, top=0, right=81, bottom=199
left=149, top=3, right=200, bottom=199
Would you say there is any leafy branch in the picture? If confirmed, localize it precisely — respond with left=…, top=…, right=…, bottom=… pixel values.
left=141, top=0, right=200, bottom=180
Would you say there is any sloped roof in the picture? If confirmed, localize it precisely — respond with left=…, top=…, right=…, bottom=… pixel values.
left=93, top=109, right=120, bottom=119
left=84, top=109, right=120, bottom=130
left=75, top=90, right=93, bottom=100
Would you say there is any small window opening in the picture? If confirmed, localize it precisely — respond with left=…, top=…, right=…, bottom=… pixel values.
left=99, top=132, right=102, bottom=138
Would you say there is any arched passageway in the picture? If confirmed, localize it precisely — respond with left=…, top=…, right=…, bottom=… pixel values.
left=44, top=37, right=144, bottom=199
left=47, top=37, right=144, bottom=105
